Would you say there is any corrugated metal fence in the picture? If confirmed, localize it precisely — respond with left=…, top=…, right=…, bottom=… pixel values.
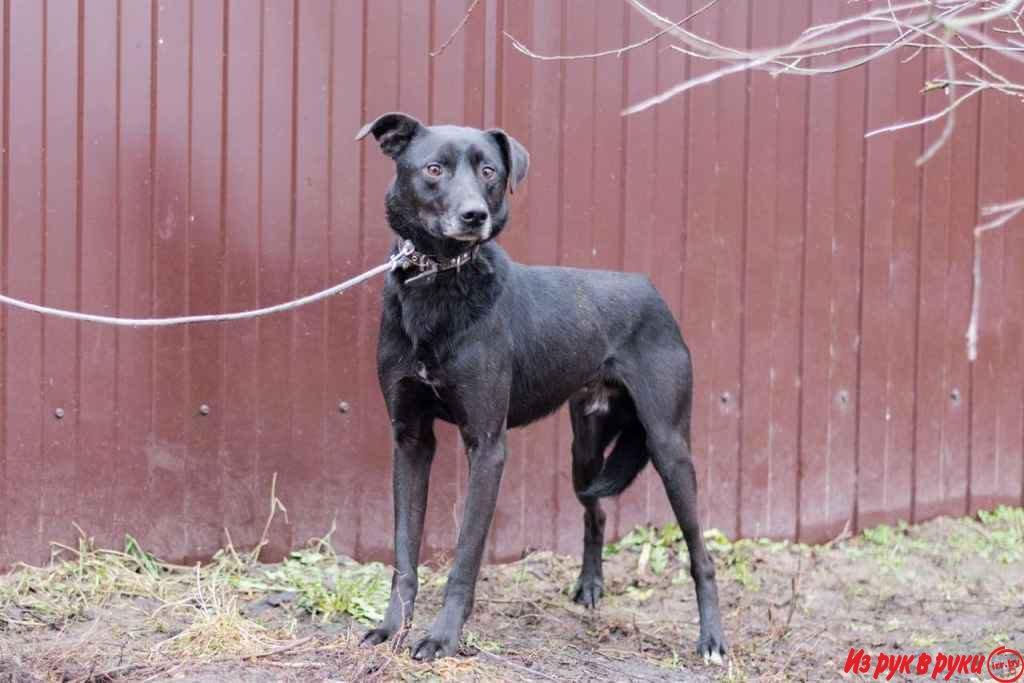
left=1, top=0, right=1022, bottom=567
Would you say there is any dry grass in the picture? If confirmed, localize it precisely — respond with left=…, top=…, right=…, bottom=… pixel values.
left=155, top=567, right=294, bottom=660
left=0, top=529, right=192, bottom=628
left=2, top=504, right=1022, bottom=681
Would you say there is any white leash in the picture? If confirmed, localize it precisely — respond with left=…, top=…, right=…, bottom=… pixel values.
left=0, top=242, right=414, bottom=328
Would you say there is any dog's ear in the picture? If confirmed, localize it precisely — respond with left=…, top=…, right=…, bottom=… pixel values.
left=355, top=112, right=424, bottom=159
left=487, top=129, right=529, bottom=194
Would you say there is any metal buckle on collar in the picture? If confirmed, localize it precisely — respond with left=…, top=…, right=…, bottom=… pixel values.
left=392, top=240, right=480, bottom=285
left=389, top=240, right=417, bottom=272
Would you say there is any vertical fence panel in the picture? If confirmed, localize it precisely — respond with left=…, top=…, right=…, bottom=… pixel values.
left=5, top=0, right=46, bottom=564
left=40, top=0, right=80, bottom=554
left=991, top=52, right=1024, bottom=508
left=256, top=0, right=298, bottom=559
left=184, top=0, right=226, bottom=558
left=356, top=0, right=401, bottom=560
left=1009, top=61, right=1024, bottom=508
left=679, top=0, right=735, bottom=536
left=221, top=0, right=264, bottom=552
left=740, top=0, right=806, bottom=539
left=798, top=0, right=838, bottom=542
left=806, top=0, right=866, bottom=541
left=114, top=0, right=155, bottom=550
left=2, top=1, right=1024, bottom=568
left=915, top=48, right=978, bottom=523
left=859, top=29, right=923, bottom=531
left=288, top=0, right=331, bottom=548
left=324, top=0, right=365, bottom=556
left=79, top=0, right=119, bottom=548
left=149, top=0, right=191, bottom=559
left=710, top=0, right=748, bottom=538
left=971, top=87, right=1008, bottom=514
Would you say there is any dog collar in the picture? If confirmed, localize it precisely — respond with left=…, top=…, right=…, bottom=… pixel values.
left=391, top=239, right=480, bottom=285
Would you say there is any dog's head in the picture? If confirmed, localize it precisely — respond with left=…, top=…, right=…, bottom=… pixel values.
left=356, top=113, right=528, bottom=251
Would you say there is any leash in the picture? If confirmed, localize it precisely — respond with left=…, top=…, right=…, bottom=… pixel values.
left=0, top=242, right=416, bottom=328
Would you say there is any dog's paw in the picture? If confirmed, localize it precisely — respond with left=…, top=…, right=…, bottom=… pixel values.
left=572, top=574, right=603, bottom=609
left=361, top=628, right=393, bottom=647
left=696, top=628, right=728, bottom=665
left=411, top=634, right=457, bottom=661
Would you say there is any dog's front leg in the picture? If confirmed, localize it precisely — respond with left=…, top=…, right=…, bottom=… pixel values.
left=363, top=404, right=436, bottom=647
left=411, top=428, right=507, bottom=661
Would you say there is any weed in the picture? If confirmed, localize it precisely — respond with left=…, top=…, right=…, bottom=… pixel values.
left=604, top=523, right=683, bottom=576
left=862, top=522, right=903, bottom=547
left=977, top=506, right=1024, bottom=563
left=726, top=540, right=761, bottom=591
left=703, top=530, right=761, bottom=591
left=464, top=630, right=503, bottom=654
left=238, top=547, right=390, bottom=625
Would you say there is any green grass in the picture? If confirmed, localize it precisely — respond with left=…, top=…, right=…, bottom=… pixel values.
left=235, top=547, right=391, bottom=625
left=604, top=524, right=780, bottom=592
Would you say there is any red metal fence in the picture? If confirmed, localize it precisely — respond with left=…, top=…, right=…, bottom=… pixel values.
left=1, top=0, right=1022, bottom=567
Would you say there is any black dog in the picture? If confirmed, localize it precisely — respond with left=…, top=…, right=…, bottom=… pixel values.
left=356, top=113, right=726, bottom=663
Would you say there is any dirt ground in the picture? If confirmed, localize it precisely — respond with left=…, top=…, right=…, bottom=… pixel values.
left=1, top=507, right=1022, bottom=682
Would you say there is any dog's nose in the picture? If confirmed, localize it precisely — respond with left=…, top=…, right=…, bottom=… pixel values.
left=459, top=207, right=489, bottom=227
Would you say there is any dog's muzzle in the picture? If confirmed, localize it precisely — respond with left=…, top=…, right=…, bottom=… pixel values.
left=442, top=217, right=491, bottom=242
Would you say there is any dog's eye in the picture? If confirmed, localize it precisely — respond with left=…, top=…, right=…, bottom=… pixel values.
left=480, top=166, right=496, bottom=180
left=424, top=163, right=444, bottom=178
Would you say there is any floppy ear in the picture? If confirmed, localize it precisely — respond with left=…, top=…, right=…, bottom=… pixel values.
left=487, top=129, right=529, bottom=194
left=355, top=112, right=424, bottom=159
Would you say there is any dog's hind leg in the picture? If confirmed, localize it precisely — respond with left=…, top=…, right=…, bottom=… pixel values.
left=647, top=426, right=727, bottom=661
left=568, top=396, right=640, bottom=608
left=568, top=403, right=609, bottom=608
left=622, top=349, right=728, bottom=661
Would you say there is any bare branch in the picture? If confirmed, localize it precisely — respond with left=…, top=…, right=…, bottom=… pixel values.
left=966, top=198, right=1024, bottom=361
left=865, top=86, right=983, bottom=141
left=430, top=0, right=482, bottom=58
left=505, top=1, right=1024, bottom=361
left=506, top=0, right=721, bottom=62
left=917, top=38, right=959, bottom=166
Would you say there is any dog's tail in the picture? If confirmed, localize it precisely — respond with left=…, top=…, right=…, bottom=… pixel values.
left=578, top=426, right=649, bottom=499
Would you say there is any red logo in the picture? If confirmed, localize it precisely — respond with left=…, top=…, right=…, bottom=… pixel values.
left=842, top=645, right=1022, bottom=680
left=988, top=645, right=1024, bottom=683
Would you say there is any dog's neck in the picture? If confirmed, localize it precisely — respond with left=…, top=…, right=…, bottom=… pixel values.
left=385, top=240, right=508, bottom=350
left=392, top=239, right=481, bottom=286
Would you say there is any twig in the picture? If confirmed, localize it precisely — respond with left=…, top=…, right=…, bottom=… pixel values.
left=250, top=472, right=288, bottom=564
left=864, top=83, right=985, bottom=140
left=430, top=0, right=482, bottom=58
left=506, top=0, right=720, bottom=62
left=822, top=518, right=852, bottom=549
left=916, top=35, right=958, bottom=165
left=966, top=199, right=1024, bottom=361
left=784, top=555, right=802, bottom=631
